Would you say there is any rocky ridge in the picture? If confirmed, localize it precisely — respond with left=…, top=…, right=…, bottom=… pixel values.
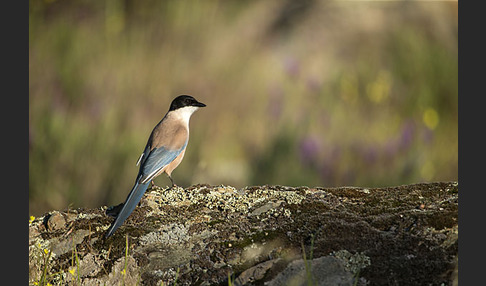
left=29, top=182, right=458, bottom=285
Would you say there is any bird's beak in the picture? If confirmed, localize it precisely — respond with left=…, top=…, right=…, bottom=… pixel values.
left=195, top=101, right=206, bottom=108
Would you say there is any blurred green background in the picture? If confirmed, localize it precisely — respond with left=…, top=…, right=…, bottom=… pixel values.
left=29, top=0, right=458, bottom=216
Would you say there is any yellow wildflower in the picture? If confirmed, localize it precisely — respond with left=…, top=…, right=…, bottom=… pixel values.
left=423, top=108, right=439, bottom=130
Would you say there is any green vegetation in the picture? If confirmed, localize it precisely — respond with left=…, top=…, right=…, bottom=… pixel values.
left=70, top=242, right=81, bottom=284
left=122, top=234, right=129, bottom=286
left=302, top=235, right=316, bottom=286
left=29, top=1, right=457, bottom=215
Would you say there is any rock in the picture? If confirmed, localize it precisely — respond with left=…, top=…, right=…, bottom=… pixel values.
left=266, top=256, right=355, bottom=286
left=234, top=258, right=282, bottom=285
left=46, top=211, right=66, bottom=231
left=28, top=182, right=458, bottom=285
left=249, top=201, right=283, bottom=217
left=50, top=229, right=91, bottom=257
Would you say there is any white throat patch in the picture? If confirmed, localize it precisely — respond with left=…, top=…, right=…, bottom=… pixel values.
left=173, top=106, right=199, bottom=124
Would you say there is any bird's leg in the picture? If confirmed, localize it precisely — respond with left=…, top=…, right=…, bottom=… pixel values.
left=168, top=175, right=177, bottom=189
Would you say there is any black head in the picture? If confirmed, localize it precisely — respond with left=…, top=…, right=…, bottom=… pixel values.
left=169, top=95, right=206, bottom=111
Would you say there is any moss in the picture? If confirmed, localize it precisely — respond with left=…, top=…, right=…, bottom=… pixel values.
left=207, top=219, right=225, bottom=227
left=421, top=209, right=458, bottom=230
left=232, top=230, right=284, bottom=250
left=29, top=182, right=458, bottom=285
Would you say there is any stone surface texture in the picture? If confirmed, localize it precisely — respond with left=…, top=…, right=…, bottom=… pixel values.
left=29, top=182, right=458, bottom=285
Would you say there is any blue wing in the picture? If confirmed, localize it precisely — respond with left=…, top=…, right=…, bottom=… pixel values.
left=139, top=142, right=187, bottom=184
left=105, top=142, right=187, bottom=238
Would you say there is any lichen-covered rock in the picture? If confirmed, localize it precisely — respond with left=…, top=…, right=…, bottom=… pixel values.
left=28, top=182, right=458, bottom=285
left=46, top=211, right=66, bottom=231
left=266, top=256, right=355, bottom=286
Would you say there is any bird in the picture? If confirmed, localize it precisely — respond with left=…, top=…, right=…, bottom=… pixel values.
left=105, top=95, right=206, bottom=238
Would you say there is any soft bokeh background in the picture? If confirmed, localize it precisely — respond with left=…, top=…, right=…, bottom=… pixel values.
left=29, top=0, right=458, bottom=216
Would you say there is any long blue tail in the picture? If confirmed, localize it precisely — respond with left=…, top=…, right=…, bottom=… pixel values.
left=105, top=180, right=150, bottom=238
